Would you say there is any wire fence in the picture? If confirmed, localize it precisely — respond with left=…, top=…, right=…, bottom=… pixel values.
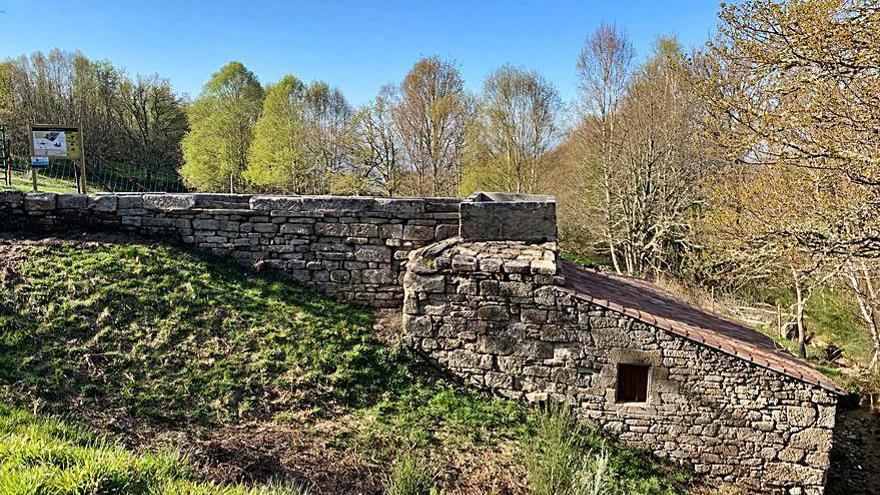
left=3, top=157, right=186, bottom=193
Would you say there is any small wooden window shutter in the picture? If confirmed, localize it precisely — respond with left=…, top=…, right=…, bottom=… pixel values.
left=616, top=364, right=649, bottom=403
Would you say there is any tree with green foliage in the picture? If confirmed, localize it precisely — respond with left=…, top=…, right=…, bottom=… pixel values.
left=245, top=74, right=316, bottom=193
left=180, top=62, right=263, bottom=192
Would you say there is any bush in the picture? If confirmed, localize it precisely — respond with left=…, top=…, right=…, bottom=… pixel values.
left=522, top=404, right=610, bottom=495
left=383, top=451, right=438, bottom=495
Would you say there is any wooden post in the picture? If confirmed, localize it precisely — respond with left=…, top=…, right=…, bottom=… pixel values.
left=77, top=130, right=87, bottom=194
left=31, top=166, right=38, bottom=192
left=776, top=303, right=782, bottom=337
left=5, top=138, right=10, bottom=187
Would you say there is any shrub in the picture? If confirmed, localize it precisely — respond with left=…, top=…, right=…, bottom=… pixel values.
left=522, top=403, right=610, bottom=495
left=383, top=451, right=438, bottom=495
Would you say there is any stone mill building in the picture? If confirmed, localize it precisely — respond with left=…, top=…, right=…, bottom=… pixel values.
left=1, top=190, right=845, bottom=494
left=403, top=193, right=844, bottom=495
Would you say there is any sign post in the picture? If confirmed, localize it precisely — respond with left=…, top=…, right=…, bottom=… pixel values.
left=0, top=125, right=8, bottom=187
left=29, top=124, right=87, bottom=194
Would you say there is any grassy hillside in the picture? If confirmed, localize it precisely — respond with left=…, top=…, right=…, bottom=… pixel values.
left=0, top=235, right=695, bottom=494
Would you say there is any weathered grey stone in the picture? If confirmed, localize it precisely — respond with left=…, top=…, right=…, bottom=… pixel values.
left=280, top=223, right=312, bottom=235
left=460, top=194, right=556, bottom=242
left=192, top=193, right=252, bottom=209
left=403, top=225, right=434, bottom=241
left=24, top=193, right=57, bottom=211
left=192, top=219, right=220, bottom=230
left=249, top=196, right=303, bottom=211
left=57, top=194, right=87, bottom=209
left=354, top=245, right=390, bottom=262
left=143, top=193, right=195, bottom=210
left=0, top=190, right=24, bottom=206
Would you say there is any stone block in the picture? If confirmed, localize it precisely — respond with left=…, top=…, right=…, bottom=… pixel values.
left=459, top=196, right=556, bottom=242
left=316, top=222, right=350, bottom=236
left=0, top=191, right=24, bottom=207
left=57, top=194, right=87, bottom=209
left=116, top=194, right=144, bottom=209
left=192, top=219, right=220, bottom=230
left=477, top=305, right=509, bottom=321
left=403, top=224, right=434, bottom=241
left=435, top=224, right=459, bottom=240
left=24, top=193, right=57, bottom=211
left=143, top=193, right=194, bottom=210
left=281, top=223, right=312, bottom=235
left=250, top=196, right=303, bottom=211
left=354, top=245, right=390, bottom=262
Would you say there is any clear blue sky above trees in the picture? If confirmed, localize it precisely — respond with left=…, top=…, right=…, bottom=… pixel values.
left=0, top=0, right=722, bottom=105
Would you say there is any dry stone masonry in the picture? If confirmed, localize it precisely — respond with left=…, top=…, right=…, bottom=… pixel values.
left=402, top=236, right=841, bottom=495
left=1, top=189, right=844, bottom=494
left=0, top=191, right=461, bottom=306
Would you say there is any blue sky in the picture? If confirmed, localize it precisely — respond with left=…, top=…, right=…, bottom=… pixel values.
left=0, top=1, right=723, bottom=106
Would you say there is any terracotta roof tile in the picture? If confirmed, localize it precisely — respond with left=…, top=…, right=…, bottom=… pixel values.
left=559, top=260, right=844, bottom=395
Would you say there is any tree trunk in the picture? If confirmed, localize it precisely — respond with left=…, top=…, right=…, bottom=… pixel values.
left=847, top=261, right=880, bottom=370
left=792, top=265, right=808, bottom=359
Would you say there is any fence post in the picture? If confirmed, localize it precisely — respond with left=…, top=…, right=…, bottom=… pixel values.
left=78, top=130, right=87, bottom=194
left=5, top=138, right=10, bottom=187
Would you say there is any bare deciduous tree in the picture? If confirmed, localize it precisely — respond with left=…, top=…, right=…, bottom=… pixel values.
left=844, top=260, right=880, bottom=370
left=573, top=23, right=634, bottom=272
left=465, top=65, right=562, bottom=194
left=394, top=56, right=470, bottom=196
left=347, top=85, right=404, bottom=196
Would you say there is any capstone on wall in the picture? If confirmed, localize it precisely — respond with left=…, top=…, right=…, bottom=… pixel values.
left=0, top=191, right=461, bottom=307
left=403, top=238, right=838, bottom=495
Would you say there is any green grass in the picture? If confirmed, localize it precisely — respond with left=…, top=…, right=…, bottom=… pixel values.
left=0, top=242, right=407, bottom=424
left=383, top=451, right=438, bottom=495
left=806, top=288, right=872, bottom=366
left=560, top=252, right=607, bottom=270
left=0, top=403, right=306, bottom=495
left=1, top=171, right=86, bottom=194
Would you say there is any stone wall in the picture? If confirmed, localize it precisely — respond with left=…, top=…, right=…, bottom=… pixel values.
left=403, top=238, right=838, bottom=494
left=0, top=191, right=461, bottom=307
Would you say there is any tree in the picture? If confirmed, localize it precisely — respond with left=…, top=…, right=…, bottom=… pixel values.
left=180, top=62, right=263, bottom=192
left=697, top=0, right=880, bottom=259
left=302, top=81, right=353, bottom=194
left=694, top=0, right=880, bottom=360
left=463, top=65, right=562, bottom=194
left=843, top=259, right=880, bottom=370
left=116, top=75, right=188, bottom=183
left=245, top=75, right=314, bottom=193
left=570, top=37, right=704, bottom=277
left=697, top=151, right=843, bottom=358
left=0, top=50, right=187, bottom=191
left=347, top=86, right=405, bottom=196
left=394, top=56, right=470, bottom=196
left=573, top=23, right=634, bottom=271
left=611, top=38, right=705, bottom=276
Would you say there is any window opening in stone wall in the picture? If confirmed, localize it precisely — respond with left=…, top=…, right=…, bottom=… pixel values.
left=616, top=364, right=649, bottom=403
